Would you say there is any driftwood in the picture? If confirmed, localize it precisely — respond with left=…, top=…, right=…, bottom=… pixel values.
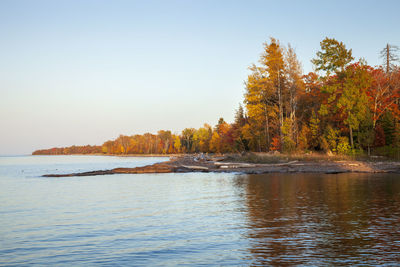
left=211, top=156, right=227, bottom=162
left=257, top=160, right=299, bottom=166
left=214, top=162, right=257, bottom=168
left=180, top=165, right=209, bottom=171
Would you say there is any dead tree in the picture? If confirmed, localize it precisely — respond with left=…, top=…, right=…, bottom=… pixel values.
left=380, top=43, right=399, bottom=73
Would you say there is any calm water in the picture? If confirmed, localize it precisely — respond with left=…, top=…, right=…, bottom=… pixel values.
left=1, top=155, right=400, bottom=266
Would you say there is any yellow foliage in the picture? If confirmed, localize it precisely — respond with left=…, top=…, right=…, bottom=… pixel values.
left=209, top=132, right=221, bottom=153
left=174, top=136, right=181, bottom=153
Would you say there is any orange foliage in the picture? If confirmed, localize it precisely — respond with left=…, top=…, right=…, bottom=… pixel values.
left=269, top=137, right=281, bottom=151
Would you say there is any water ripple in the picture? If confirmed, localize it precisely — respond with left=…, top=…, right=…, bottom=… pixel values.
left=1, top=156, right=400, bottom=265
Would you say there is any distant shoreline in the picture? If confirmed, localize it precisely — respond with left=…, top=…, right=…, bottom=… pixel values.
left=32, top=153, right=176, bottom=157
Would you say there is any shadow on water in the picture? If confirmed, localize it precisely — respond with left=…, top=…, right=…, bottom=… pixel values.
left=233, top=173, right=400, bottom=265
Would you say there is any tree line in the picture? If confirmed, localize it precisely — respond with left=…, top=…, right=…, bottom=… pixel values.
left=33, top=37, right=400, bottom=158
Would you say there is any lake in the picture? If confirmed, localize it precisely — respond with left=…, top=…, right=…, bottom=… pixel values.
left=1, top=155, right=400, bottom=265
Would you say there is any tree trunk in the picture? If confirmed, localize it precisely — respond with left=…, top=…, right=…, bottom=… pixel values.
left=349, top=125, right=354, bottom=149
left=373, top=96, right=378, bottom=129
left=265, top=110, right=270, bottom=150
left=290, top=88, right=296, bottom=145
left=278, top=71, right=284, bottom=147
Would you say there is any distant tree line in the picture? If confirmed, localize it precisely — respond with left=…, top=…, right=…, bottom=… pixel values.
left=32, top=37, right=400, bottom=158
left=33, top=145, right=102, bottom=155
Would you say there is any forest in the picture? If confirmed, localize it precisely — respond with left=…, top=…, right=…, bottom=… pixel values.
left=33, top=38, right=400, bottom=159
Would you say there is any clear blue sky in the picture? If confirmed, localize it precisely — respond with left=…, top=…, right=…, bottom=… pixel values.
left=1, top=0, right=399, bottom=154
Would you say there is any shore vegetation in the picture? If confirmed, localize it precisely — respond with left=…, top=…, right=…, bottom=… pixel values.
left=33, top=38, right=400, bottom=160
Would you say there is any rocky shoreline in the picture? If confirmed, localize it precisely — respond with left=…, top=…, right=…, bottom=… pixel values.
left=43, top=155, right=400, bottom=177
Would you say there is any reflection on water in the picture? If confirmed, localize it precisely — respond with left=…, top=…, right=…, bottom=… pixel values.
left=237, top=173, right=400, bottom=265
left=1, top=156, right=400, bottom=265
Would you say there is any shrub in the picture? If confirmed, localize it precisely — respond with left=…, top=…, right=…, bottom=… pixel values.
left=281, top=118, right=296, bottom=153
left=298, top=125, right=310, bottom=150
left=337, top=137, right=351, bottom=155
left=283, top=136, right=296, bottom=153
left=270, top=136, right=281, bottom=151
left=324, top=125, right=340, bottom=152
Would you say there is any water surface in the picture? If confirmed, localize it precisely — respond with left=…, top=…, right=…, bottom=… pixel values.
left=1, top=156, right=399, bottom=265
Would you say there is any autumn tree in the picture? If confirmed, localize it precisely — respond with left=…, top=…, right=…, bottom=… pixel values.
left=244, top=38, right=289, bottom=151
left=263, top=38, right=286, bottom=143
left=284, top=44, right=303, bottom=146
left=157, top=130, right=172, bottom=154
left=209, top=131, right=221, bottom=153
left=193, top=124, right=212, bottom=152
left=214, top=118, right=234, bottom=153
left=337, top=62, right=372, bottom=149
left=232, top=104, right=248, bottom=152
left=181, top=128, right=196, bottom=153
left=298, top=72, right=323, bottom=149
left=173, top=135, right=181, bottom=153
left=102, top=140, right=114, bottom=154
left=368, top=68, right=400, bottom=128
left=311, top=37, right=354, bottom=75
left=312, top=37, right=355, bottom=148
left=244, top=38, right=304, bottom=152
left=244, top=64, right=277, bottom=151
